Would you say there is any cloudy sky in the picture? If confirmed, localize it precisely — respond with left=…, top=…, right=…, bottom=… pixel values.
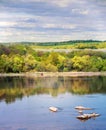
left=0, top=0, right=106, bottom=42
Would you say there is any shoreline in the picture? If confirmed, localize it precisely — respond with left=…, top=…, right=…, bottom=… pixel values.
left=0, top=72, right=106, bottom=77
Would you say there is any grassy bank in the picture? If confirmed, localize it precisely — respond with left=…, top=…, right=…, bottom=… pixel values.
left=0, top=72, right=106, bottom=77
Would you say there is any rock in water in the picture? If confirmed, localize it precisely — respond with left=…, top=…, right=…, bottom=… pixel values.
left=49, top=107, right=58, bottom=112
left=77, top=113, right=100, bottom=120
left=75, top=106, right=92, bottom=110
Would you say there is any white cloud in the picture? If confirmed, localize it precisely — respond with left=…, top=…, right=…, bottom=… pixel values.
left=63, top=24, right=77, bottom=29
left=0, top=21, right=37, bottom=28
left=42, top=23, right=76, bottom=29
left=0, top=30, right=13, bottom=36
left=50, top=0, right=75, bottom=7
left=0, top=27, right=105, bottom=42
left=0, top=12, right=34, bottom=20
left=72, top=8, right=89, bottom=15
left=0, top=21, right=17, bottom=27
left=20, top=0, right=77, bottom=7
left=42, top=23, right=56, bottom=28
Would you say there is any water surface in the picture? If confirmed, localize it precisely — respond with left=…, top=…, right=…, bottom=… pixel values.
left=0, top=76, right=106, bottom=130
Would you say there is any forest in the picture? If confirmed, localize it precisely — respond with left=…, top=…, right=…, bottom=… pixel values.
left=0, top=40, right=106, bottom=73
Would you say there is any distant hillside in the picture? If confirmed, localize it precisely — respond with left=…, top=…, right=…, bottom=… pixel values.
left=0, top=40, right=106, bottom=50
left=0, top=40, right=104, bottom=46
left=30, top=40, right=102, bottom=46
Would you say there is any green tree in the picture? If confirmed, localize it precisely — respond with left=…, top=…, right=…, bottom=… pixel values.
left=46, top=63, right=58, bottom=72
left=71, top=55, right=90, bottom=71
left=48, top=52, right=59, bottom=66
left=89, top=56, right=103, bottom=71
left=23, top=54, right=38, bottom=72
left=102, top=60, right=106, bottom=71
left=0, top=54, right=8, bottom=72
left=10, top=55, right=24, bottom=72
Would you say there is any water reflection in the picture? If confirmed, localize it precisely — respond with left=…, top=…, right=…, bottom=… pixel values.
left=0, top=76, right=106, bottom=104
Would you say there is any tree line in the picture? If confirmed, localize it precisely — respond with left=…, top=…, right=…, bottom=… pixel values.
left=0, top=44, right=106, bottom=73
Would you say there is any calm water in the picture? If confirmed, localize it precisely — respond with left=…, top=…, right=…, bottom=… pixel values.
left=0, top=76, right=106, bottom=130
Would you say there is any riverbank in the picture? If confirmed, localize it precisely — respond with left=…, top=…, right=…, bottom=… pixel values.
left=0, top=72, right=106, bottom=77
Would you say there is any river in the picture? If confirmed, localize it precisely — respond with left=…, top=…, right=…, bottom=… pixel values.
left=0, top=76, right=106, bottom=130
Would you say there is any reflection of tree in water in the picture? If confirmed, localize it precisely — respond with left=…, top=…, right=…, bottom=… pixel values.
left=71, top=78, right=90, bottom=94
left=0, top=76, right=106, bottom=104
left=71, top=76, right=106, bottom=94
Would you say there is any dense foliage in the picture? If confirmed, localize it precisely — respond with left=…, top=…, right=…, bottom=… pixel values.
left=0, top=41, right=106, bottom=73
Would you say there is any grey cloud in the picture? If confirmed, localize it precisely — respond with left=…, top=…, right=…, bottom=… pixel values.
left=0, top=0, right=105, bottom=42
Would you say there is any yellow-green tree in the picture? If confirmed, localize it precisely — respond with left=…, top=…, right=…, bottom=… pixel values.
left=71, top=55, right=90, bottom=71
left=23, top=54, right=38, bottom=72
